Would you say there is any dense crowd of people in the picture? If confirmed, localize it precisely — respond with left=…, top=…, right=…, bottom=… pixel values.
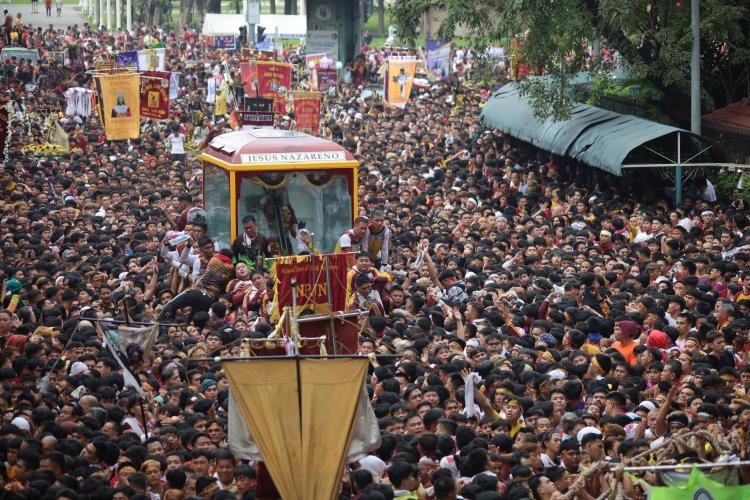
left=1, top=8, right=750, bottom=500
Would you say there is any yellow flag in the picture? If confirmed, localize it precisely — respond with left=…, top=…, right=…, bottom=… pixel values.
left=214, top=94, right=227, bottom=116
left=385, top=58, right=417, bottom=109
left=94, top=72, right=141, bottom=141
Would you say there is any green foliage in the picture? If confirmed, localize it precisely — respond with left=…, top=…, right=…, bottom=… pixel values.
left=393, top=0, right=750, bottom=123
left=711, top=170, right=750, bottom=206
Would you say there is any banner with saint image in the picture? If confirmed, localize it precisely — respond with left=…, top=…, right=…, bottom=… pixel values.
left=140, top=71, right=170, bottom=120
left=94, top=72, right=141, bottom=140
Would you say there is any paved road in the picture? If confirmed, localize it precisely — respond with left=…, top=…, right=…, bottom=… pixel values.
left=2, top=2, right=88, bottom=30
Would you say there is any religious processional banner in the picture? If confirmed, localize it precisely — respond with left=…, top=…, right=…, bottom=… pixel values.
left=169, top=72, right=180, bottom=100
left=96, top=322, right=158, bottom=397
left=254, top=61, right=293, bottom=114
left=117, top=50, right=138, bottom=66
left=426, top=40, right=451, bottom=81
left=94, top=72, right=141, bottom=140
left=272, top=253, right=348, bottom=320
left=240, top=61, right=256, bottom=95
left=650, top=468, right=750, bottom=500
left=316, top=68, right=338, bottom=93
left=384, top=57, right=417, bottom=109
left=291, top=92, right=322, bottom=136
left=137, top=48, right=166, bottom=71
left=140, top=71, right=171, bottom=120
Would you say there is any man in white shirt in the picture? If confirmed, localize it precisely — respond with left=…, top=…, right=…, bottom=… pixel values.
left=167, top=125, right=185, bottom=162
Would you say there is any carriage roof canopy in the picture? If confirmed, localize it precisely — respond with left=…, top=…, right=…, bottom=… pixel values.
left=202, top=129, right=356, bottom=168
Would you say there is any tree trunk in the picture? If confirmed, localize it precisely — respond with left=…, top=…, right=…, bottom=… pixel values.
left=153, top=3, right=161, bottom=28
left=178, top=0, right=194, bottom=32
left=269, top=0, right=276, bottom=15
left=377, top=0, right=385, bottom=36
left=284, top=0, right=294, bottom=14
left=143, top=0, right=153, bottom=26
left=233, top=0, right=240, bottom=14
left=206, top=0, right=220, bottom=13
left=194, top=0, right=205, bottom=27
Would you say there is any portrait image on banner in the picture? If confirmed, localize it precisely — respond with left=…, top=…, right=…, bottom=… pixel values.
left=316, top=69, right=338, bottom=93
left=426, top=41, right=451, bottom=81
left=95, top=72, right=141, bottom=140
left=291, top=92, right=322, bottom=136
left=255, top=61, right=292, bottom=114
left=140, top=71, right=170, bottom=120
left=240, top=61, right=257, bottom=96
left=384, top=58, right=417, bottom=109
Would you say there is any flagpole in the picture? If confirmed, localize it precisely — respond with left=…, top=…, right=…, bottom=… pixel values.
left=622, top=460, right=750, bottom=472
left=72, top=317, right=182, bottom=327
left=324, top=255, right=338, bottom=355
left=191, top=354, right=397, bottom=362
left=139, top=397, right=149, bottom=441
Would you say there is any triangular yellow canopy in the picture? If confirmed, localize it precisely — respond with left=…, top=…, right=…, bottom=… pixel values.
left=223, top=357, right=369, bottom=500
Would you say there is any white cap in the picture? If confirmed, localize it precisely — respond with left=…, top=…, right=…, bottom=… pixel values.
left=70, top=361, right=88, bottom=377
left=633, top=232, right=653, bottom=244
left=11, top=417, right=30, bottom=432
left=548, top=369, right=566, bottom=381
left=638, top=401, right=657, bottom=412
left=576, top=426, right=602, bottom=443
left=466, top=338, right=480, bottom=349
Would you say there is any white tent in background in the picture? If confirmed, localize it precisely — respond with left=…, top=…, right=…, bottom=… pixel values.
left=202, top=13, right=307, bottom=39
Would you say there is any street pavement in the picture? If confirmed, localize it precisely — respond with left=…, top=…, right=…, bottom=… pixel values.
left=2, top=2, right=88, bottom=30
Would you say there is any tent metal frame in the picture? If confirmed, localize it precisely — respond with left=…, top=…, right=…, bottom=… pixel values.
left=622, top=131, right=750, bottom=202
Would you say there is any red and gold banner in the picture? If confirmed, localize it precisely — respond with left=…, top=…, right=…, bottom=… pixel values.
left=291, top=92, right=322, bottom=136
left=272, top=253, right=348, bottom=320
left=255, top=61, right=293, bottom=114
left=140, top=71, right=170, bottom=120
left=384, top=58, right=417, bottom=109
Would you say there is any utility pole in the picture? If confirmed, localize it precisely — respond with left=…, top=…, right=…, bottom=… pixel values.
left=246, top=0, right=260, bottom=47
left=691, top=0, right=700, bottom=136
left=677, top=0, right=700, bottom=205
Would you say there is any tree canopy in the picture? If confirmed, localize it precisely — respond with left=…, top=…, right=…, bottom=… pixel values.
left=393, top=0, right=750, bottom=124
